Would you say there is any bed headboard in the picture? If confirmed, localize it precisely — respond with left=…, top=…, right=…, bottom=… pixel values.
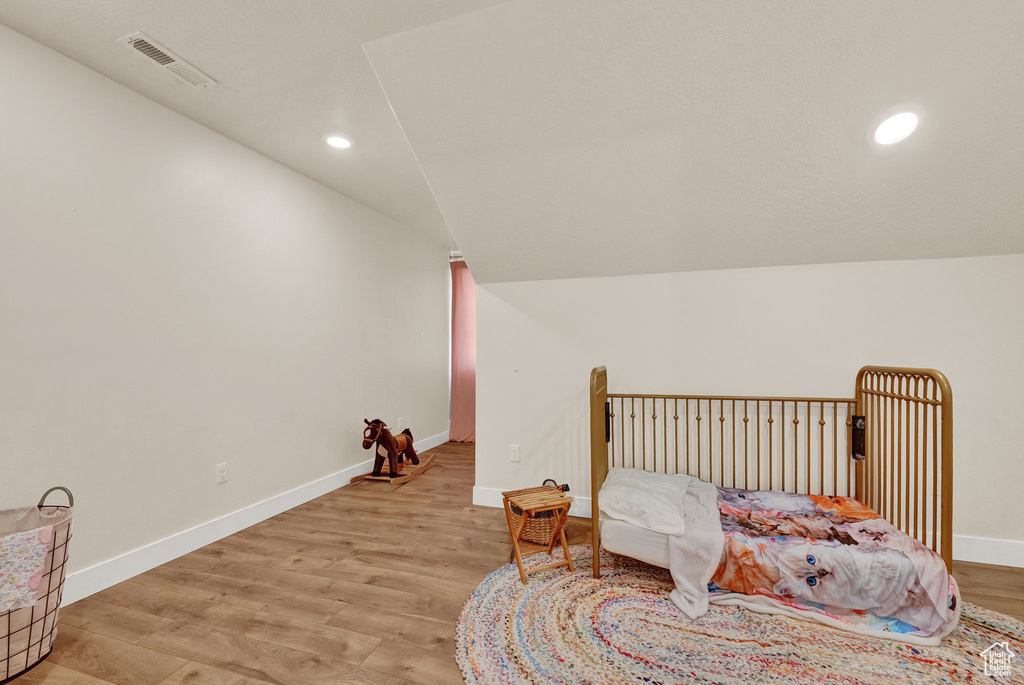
left=589, top=365, right=953, bottom=575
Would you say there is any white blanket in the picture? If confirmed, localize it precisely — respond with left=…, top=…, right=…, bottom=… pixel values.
left=598, top=468, right=725, bottom=618
left=668, top=479, right=725, bottom=618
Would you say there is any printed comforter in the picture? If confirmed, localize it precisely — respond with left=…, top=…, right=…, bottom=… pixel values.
left=709, top=486, right=960, bottom=643
left=598, top=468, right=961, bottom=645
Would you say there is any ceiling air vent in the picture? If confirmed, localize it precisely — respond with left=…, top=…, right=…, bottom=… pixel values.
left=117, top=32, right=217, bottom=88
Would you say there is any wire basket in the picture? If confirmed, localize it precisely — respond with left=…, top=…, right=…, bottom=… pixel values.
left=1, top=487, right=74, bottom=684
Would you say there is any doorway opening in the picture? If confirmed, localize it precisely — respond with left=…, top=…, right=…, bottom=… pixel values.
left=450, top=257, right=475, bottom=443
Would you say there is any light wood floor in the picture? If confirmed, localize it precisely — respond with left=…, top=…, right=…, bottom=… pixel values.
left=24, top=442, right=1023, bottom=685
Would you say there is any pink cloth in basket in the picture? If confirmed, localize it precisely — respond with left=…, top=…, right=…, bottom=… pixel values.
left=0, top=525, right=53, bottom=612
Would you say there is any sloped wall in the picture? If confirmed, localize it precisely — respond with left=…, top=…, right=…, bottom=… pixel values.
left=476, top=254, right=1024, bottom=566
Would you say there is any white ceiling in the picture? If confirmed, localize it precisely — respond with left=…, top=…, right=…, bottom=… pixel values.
left=0, top=0, right=507, bottom=249
left=3, top=2, right=1023, bottom=283
left=366, top=0, right=1024, bottom=282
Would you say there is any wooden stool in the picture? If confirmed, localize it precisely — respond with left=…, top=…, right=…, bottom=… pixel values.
left=502, top=485, right=575, bottom=584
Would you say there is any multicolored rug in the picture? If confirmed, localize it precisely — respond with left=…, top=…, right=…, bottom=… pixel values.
left=456, top=545, right=1024, bottom=684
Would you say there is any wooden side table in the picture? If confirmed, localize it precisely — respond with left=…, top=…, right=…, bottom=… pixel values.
left=502, top=485, right=575, bottom=584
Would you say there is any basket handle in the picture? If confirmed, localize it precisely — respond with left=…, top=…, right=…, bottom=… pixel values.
left=38, top=486, right=74, bottom=508
left=542, top=479, right=570, bottom=492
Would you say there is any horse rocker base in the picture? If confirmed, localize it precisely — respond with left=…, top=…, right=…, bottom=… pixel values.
left=350, top=454, right=436, bottom=485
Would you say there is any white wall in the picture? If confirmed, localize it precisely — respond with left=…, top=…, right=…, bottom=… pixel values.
left=476, top=255, right=1024, bottom=565
left=0, top=25, right=450, bottom=585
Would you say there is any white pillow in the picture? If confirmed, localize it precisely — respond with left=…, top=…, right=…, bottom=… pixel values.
left=598, top=467, right=691, bottom=535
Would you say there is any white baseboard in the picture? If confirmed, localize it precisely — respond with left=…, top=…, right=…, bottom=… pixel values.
left=473, top=485, right=592, bottom=519
left=952, top=534, right=1024, bottom=568
left=415, top=430, right=450, bottom=454
left=63, top=430, right=450, bottom=605
left=473, top=486, right=1024, bottom=568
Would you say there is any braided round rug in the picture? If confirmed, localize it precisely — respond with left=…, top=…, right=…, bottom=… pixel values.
left=456, top=545, right=1024, bottom=684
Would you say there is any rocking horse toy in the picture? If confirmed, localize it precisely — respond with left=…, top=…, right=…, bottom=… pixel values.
left=362, top=418, right=418, bottom=478
left=351, top=418, right=437, bottom=485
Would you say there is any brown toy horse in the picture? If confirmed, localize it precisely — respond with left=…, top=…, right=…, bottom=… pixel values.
left=362, top=419, right=419, bottom=479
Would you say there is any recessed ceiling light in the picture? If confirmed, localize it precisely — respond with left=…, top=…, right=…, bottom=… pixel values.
left=874, top=112, right=918, bottom=145
left=326, top=135, right=352, bottom=149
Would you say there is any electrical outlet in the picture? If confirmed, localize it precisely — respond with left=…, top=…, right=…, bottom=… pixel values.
left=216, top=462, right=229, bottom=484
left=510, top=444, right=521, bottom=462
left=418, top=331, right=425, bottom=342
left=397, top=417, right=404, bottom=429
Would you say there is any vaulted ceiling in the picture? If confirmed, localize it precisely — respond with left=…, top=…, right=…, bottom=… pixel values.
left=4, top=2, right=1023, bottom=283
left=0, top=0, right=506, bottom=250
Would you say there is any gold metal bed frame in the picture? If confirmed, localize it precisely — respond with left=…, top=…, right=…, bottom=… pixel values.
left=589, top=365, right=953, bottom=576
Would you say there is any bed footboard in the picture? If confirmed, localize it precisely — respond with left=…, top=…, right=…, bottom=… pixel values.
left=590, top=366, right=608, bottom=578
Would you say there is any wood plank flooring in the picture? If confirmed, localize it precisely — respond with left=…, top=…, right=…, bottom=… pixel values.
left=25, top=442, right=1024, bottom=685
left=29, top=443, right=499, bottom=685
left=953, top=559, right=1024, bottom=621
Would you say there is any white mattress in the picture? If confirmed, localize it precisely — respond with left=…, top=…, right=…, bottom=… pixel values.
left=600, top=518, right=670, bottom=570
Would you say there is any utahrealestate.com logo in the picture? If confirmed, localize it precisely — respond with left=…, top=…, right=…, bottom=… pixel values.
left=981, top=642, right=1016, bottom=677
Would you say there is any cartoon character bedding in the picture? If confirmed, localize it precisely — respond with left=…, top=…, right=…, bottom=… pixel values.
left=598, top=468, right=960, bottom=645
